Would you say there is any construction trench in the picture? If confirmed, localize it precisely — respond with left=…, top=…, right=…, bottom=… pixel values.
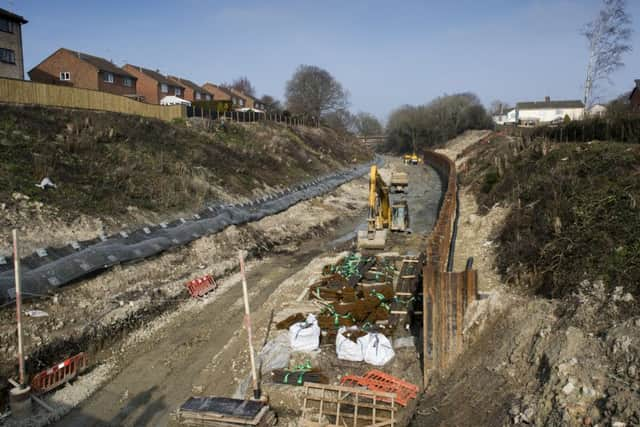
left=0, top=148, right=481, bottom=426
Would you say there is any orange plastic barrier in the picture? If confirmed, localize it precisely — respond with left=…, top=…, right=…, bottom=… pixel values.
left=340, top=370, right=418, bottom=406
left=184, top=274, right=218, bottom=298
left=30, top=352, right=88, bottom=394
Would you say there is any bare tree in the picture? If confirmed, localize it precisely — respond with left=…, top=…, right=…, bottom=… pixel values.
left=354, top=112, right=383, bottom=138
left=489, top=100, right=511, bottom=115
left=582, top=0, right=632, bottom=108
left=385, top=93, right=492, bottom=153
left=225, top=76, right=256, bottom=96
left=285, top=65, right=349, bottom=119
left=260, top=94, right=283, bottom=113
left=323, top=109, right=356, bottom=133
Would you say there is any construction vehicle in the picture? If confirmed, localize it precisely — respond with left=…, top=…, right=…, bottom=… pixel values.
left=357, top=165, right=410, bottom=250
left=403, top=153, right=421, bottom=165
left=390, top=171, right=408, bottom=193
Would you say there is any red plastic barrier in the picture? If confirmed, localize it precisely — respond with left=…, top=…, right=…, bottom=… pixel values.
left=340, top=370, right=418, bottom=407
left=184, top=274, right=218, bottom=298
left=31, top=352, right=88, bottom=394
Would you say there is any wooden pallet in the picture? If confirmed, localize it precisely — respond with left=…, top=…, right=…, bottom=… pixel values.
left=301, top=383, right=396, bottom=427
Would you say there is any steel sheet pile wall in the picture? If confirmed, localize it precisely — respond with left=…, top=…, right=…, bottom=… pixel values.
left=422, top=150, right=478, bottom=386
left=0, top=160, right=377, bottom=304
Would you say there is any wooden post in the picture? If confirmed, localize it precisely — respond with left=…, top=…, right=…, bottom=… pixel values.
left=13, top=230, right=25, bottom=386
left=239, top=251, right=260, bottom=399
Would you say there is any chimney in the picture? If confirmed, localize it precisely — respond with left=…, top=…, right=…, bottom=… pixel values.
left=545, top=96, right=551, bottom=103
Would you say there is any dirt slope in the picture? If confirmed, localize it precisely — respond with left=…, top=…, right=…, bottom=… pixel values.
left=0, top=104, right=371, bottom=253
left=413, top=134, right=640, bottom=427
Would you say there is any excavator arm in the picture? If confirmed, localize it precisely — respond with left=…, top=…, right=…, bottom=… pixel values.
left=358, top=164, right=409, bottom=250
left=367, top=165, right=390, bottom=233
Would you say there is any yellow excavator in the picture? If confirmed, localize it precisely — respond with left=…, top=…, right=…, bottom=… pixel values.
left=402, top=153, right=421, bottom=165
left=357, top=165, right=410, bottom=250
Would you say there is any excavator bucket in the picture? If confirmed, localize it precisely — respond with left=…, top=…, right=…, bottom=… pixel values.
left=356, top=229, right=388, bottom=250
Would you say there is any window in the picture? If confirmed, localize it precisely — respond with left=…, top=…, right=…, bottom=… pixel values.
left=0, top=48, right=15, bottom=64
left=123, top=77, right=133, bottom=87
left=0, top=18, right=13, bottom=33
left=160, top=83, right=168, bottom=93
left=205, top=94, right=212, bottom=101
left=103, top=72, right=114, bottom=83
left=59, top=72, right=71, bottom=81
left=239, top=99, right=245, bottom=106
left=174, top=87, right=182, bottom=96
left=195, top=92, right=201, bottom=101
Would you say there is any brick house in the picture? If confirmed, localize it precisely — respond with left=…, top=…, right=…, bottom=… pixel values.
left=203, top=83, right=233, bottom=102
left=247, top=94, right=266, bottom=111
left=123, top=64, right=185, bottom=104
left=0, top=8, right=28, bottom=79
left=227, top=87, right=252, bottom=108
left=630, top=80, right=640, bottom=112
left=28, top=48, right=137, bottom=96
left=167, top=76, right=212, bottom=103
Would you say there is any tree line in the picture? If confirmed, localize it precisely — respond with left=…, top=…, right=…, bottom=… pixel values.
left=383, top=93, right=493, bottom=153
left=226, top=66, right=493, bottom=151
left=224, top=65, right=383, bottom=136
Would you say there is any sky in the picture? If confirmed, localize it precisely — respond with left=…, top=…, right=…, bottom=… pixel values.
left=8, top=0, right=640, bottom=121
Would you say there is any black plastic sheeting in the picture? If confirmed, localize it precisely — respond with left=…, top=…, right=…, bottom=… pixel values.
left=0, top=160, right=377, bottom=304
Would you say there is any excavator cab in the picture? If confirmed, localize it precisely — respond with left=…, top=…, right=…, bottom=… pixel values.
left=357, top=165, right=410, bottom=250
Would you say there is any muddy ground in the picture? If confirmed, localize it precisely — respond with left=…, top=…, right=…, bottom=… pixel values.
left=1, top=156, right=442, bottom=426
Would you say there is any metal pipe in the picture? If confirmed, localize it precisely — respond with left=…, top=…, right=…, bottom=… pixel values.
left=465, top=257, right=474, bottom=271
left=13, top=229, right=25, bottom=386
left=446, top=175, right=460, bottom=273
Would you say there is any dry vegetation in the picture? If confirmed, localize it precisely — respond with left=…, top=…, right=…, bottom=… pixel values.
left=0, top=104, right=371, bottom=225
left=461, top=135, right=640, bottom=313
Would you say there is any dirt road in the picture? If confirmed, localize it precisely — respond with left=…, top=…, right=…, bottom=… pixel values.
left=44, top=158, right=441, bottom=427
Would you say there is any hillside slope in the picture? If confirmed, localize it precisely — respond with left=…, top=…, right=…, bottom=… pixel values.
left=414, top=135, right=640, bottom=427
left=0, top=105, right=371, bottom=252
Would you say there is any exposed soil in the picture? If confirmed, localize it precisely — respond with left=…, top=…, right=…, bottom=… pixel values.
left=0, top=156, right=443, bottom=427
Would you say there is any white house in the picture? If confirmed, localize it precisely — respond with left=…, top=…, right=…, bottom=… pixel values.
left=587, top=104, right=607, bottom=117
left=492, top=108, right=517, bottom=125
left=515, top=97, right=584, bottom=125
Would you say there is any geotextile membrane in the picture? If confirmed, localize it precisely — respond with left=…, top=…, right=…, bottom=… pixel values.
left=0, top=160, right=378, bottom=304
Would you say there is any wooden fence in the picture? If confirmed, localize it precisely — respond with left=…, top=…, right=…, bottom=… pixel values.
left=0, top=77, right=185, bottom=121
left=422, top=149, right=478, bottom=386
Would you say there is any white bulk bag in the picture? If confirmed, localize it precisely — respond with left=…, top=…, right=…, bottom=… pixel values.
left=289, top=314, right=320, bottom=352
left=336, top=327, right=369, bottom=362
left=363, top=333, right=395, bottom=366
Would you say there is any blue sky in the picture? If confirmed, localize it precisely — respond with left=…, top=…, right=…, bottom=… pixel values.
left=10, top=0, right=640, bottom=121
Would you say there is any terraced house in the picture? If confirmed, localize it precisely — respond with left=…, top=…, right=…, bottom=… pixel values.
left=29, top=48, right=138, bottom=97
left=167, top=76, right=212, bottom=103
left=0, top=8, right=27, bottom=79
left=202, top=83, right=250, bottom=109
left=123, top=64, right=185, bottom=104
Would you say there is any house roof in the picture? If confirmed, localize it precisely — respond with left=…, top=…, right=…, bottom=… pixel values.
left=126, top=65, right=183, bottom=88
left=0, top=8, right=28, bottom=24
left=516, top=100, right=584, bottom=110
left=204, top=83, right=236, bottom=98
left=226, top=87, right=252, bottom=101
left=168, top=76, right=211, bottom=95
left=62, top=49, right=136, bottom=79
